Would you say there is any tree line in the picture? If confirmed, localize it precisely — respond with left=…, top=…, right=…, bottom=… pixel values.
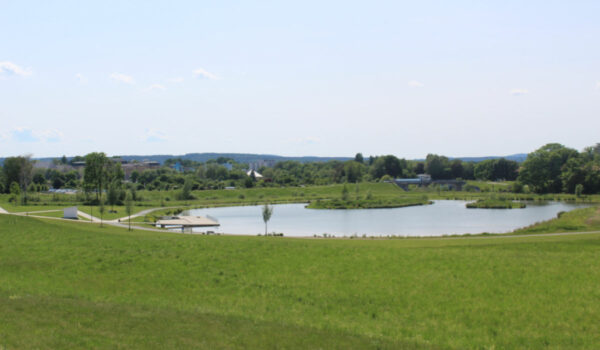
left=2, top=143, right=599, bottom=202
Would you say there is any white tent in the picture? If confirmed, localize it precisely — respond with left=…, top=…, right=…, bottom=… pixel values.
left=247, top=170, right=263, bottom=178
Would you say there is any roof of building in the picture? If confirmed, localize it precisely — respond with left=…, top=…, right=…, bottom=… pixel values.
left=247, top=170, right=263, bottom=178
left=394, top=178, right=422, bottom=184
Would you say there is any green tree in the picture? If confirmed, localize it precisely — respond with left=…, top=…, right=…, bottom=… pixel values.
left=9, top=182, right=20, bottom=205
left=130, top=170, right=140, bottom=183
left=17, top=156, right=33, bottom=204
left=512, top=182, right=524, bottom=193
left=493, top=158, right=519, bottom=181
left=180, top=176, right=194, bottom=199
left=2, top=156, right=33, bottom=201
left=474, top=160, right=495, bottom=180
left=244, top=176, right=254, bottom=188
left=354, top=153, right=364, bottom=163
left=560, top=157, right=586, bottom=193
left=107, top=181, right=120, bottom=211
left=450, top=160, right=464, bottom=179
left=98, top=196, right=105, bottom=227
left=125, top=191, right=133, bottom=231
left=518, top=143, right=578, bottom=193
left=341, top=183, right=349, bottom=201
left=344, top=161, right=364, bottom=183
left=262, top=204, right=273, bottom=235
left=104, top=161, right=124, bottom=189
left=83, top=152, right=108, bottom=201
left=425, top=154, right=450, bottom=180
left=575, top=184, right=584, bottom=198
left=370, top=155, right=404, bottom=179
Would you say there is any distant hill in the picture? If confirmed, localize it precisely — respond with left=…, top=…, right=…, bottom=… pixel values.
left=0, top=152, right=529, bottom=166
left=0, top=153, right=352, bottom=166
left=116, top=153, right=353, bottom=164
left=450, top=153, right=528, bottom=163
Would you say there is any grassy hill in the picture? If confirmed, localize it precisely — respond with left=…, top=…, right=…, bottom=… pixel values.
left=1, top=214, right=600, bottom=349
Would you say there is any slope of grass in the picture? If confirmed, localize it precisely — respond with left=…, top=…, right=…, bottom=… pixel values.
left=515, top=206, right=600, bottom=234
left=1, top=215, right=600, bottom=349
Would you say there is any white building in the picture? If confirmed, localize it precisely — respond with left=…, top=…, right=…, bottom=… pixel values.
left=63, top=206, right=78, bottom=219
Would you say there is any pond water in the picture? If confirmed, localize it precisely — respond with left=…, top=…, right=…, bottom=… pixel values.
left=183, top=200, right=589, bottom=237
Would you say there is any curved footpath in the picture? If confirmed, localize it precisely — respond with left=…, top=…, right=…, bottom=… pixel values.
left=1, top=204, right=600, bottom=240
left=108, top=206, right=183, bottom=223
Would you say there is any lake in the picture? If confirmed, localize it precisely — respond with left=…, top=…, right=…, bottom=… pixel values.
left=183, top=200, right=589, bottom=237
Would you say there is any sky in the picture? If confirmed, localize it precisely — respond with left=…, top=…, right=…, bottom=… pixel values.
left=1, top=0, right=599, bottom=159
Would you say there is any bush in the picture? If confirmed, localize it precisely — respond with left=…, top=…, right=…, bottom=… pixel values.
left=512, top=182, right=524, bottom=193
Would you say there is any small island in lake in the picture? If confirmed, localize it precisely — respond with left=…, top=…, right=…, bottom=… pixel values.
left=466, top=199, right=526, bottom=209
left=307, top=197, right=432, bottom=209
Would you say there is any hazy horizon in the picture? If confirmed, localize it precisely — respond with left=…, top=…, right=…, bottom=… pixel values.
left=2, top=1, right=599, bottom=158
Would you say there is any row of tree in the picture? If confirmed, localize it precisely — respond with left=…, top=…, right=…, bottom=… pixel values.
left=2, top=143, right=599, bottom=197
left=518, top=143, right=600, bottom=194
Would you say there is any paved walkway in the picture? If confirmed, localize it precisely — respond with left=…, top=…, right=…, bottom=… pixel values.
left=110, top=206, right=183, bottom=223
left=0, top=206, right=8, bottom=214
left=77, top=210, right=102, bottom=223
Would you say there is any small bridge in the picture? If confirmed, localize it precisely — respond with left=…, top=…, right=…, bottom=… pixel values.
left=393, top=176, right=466, bottom=191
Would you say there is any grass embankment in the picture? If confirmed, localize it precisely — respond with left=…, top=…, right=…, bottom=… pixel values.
left=307, top=196, right=431, bottom=209
left=1, top=215, right=600, bottom=349
left=515, top=206, right=600, bottom=234
left=25, top=210, right=67, bottom=218
left=466, top=199, right=526, bottom=209
left=78, top=205, right=150, bottom=221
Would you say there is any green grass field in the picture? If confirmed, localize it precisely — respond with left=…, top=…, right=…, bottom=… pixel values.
left=1, top=213, right=600, bottom=349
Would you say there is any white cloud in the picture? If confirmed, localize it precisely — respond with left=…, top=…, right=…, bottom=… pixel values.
left=596, top=81, right=600, bottom=90
left=75, top=73, right=87, bottom=83
left=510, top=88, right=529, bottom=96
left=0, top=61, right=32, bottom=77
left=144, top=129, right=167, bottom=142
left=145, top=84, right=166, bottom=91
left=169, top=77, right=184, bottom=83
left=408, top=80, right=425, bottom=88
left=193, top=68, right=219, bottom=80
left=110, top=73, right=135, bottom=84
left=11, top=127, right=62, bottom=143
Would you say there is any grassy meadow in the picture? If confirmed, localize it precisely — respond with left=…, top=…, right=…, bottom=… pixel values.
left=1, top=213, right=600, bottom=349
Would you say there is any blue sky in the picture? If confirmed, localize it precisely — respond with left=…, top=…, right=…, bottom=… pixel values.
left=1, top=0, right=599, bottom=158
